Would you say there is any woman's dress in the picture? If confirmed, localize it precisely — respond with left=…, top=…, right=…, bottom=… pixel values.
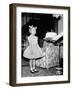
left=36, top=41, right=59, bottom=68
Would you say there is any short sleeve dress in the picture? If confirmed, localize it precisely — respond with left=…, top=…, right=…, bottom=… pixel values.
left=23, top=35, right=43, bottom=59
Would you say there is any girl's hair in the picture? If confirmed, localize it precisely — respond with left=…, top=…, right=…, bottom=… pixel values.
left=29, top=25, right=37, bottom=33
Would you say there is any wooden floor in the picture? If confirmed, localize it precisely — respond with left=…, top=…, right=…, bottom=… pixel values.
left=21, top=65, right=63, bottom=77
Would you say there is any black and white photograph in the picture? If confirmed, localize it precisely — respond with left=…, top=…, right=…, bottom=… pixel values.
left=9, top=4, right=70, bottom=86
left=21, top=13, right=63, bottom=77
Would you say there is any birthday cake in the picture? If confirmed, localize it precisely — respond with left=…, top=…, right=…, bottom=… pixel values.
left=44, top=32, right=57, bottom=40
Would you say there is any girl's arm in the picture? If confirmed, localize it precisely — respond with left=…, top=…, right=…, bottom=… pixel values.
left=23, top=37, right=29, bottom=49
left=28, top=37, right=34, bottom=58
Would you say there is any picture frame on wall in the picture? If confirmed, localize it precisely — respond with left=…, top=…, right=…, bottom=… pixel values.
left=9, top=3, right=70, bottom=86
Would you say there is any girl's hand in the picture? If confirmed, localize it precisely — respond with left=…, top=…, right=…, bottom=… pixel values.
left=43, top=52, right=46, bottom=57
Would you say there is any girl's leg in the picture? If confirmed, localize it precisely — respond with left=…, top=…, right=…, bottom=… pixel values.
left=33, top=60, right=38, bottom=72
left=32, top=59, right=35, bottom=70
left=29, top=59, right=33, bottom=71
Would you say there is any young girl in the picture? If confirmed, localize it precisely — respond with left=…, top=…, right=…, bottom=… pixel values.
left=23, top=25, right=43, bottom=73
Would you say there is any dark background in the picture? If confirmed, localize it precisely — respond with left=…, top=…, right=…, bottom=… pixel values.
left=21, top=13, right=59, bottom=40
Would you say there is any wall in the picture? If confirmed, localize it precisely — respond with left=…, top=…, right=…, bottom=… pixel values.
left=58, top=15, right=63, bottom=58
left=58, top=15, right=63, bottom=34
left=0, top=0, right=72, bottom=90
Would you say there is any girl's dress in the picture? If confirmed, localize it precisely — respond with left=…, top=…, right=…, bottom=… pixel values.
left=23, top=35, right=43, bottom=59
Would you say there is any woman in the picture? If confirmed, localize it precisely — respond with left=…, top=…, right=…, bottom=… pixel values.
left=36, top=32, right=59, bottom=69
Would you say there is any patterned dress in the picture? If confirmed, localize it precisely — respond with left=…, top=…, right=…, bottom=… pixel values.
left=23, top=35, right=43, bottom=59
left=36, top=41, right=59, bottom=68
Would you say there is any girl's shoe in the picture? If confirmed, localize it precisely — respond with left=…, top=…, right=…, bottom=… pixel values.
left=34, top=69, right=39, bottom=72
left=30, top=69, right=35, bottom=73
